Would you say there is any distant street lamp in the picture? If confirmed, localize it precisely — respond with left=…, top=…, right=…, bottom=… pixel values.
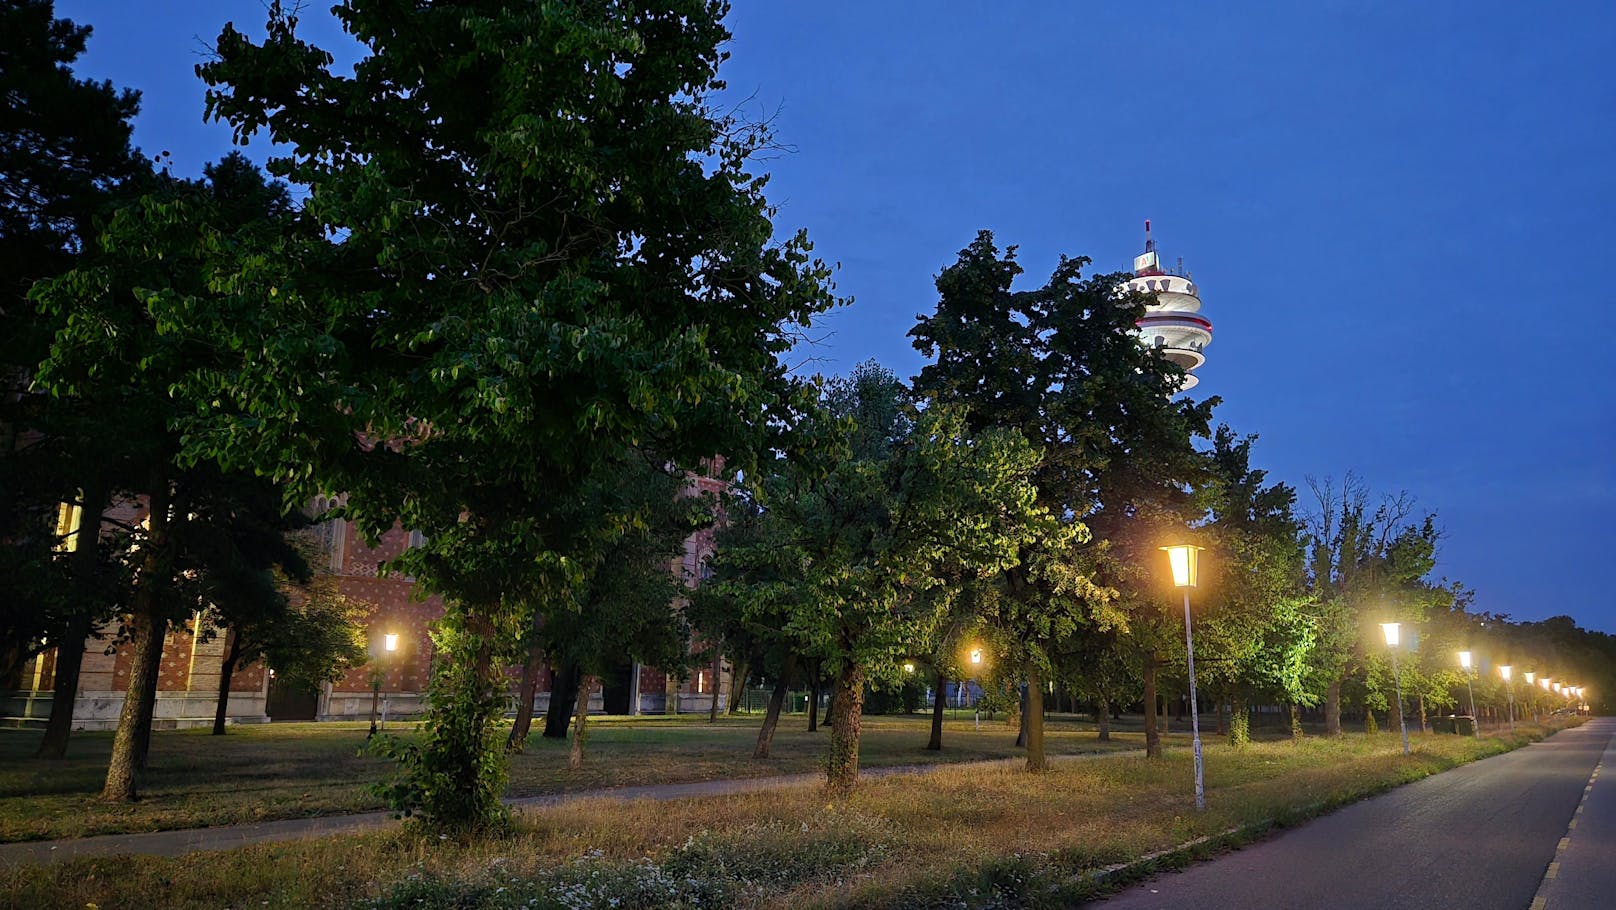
left=1162, top=543, right=1206, bottom=811
left=1525, top=672, right=1537, bottom=723
left=1458, top=651, right=1480, bottom=739
left=1500, top=665, right=1515, bottom=734
left=1382, top=623, right=1410, bottom=756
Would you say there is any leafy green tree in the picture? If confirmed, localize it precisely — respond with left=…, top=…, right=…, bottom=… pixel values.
left=204, top=522, right=369, bottom=736
left=534, top=456, right=707, bottom=768
left=32, top=155, right=298, bottom=797
left=719, top=362, right=1044, bottom=788
left=0, top=0, right=143, bottom=758
left=1193, top=427, right=1315, bottom=745
left=1303, top=474, right=1444, bottom=734
left=188, top=0, right=837, bottom=828
left=911, top=232, right=1212, bottom=767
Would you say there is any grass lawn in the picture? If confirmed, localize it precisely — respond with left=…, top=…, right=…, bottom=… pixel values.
left=0, top=709, right=1143, bottom=842
left=1, top=720, right=1579, bottom=910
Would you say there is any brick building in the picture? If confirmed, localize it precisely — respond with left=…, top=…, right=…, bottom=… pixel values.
left=2, top=473, right=731, bottom=729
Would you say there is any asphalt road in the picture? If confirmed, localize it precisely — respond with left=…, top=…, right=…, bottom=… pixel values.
left=1096, top=717, right=1615, bottom=910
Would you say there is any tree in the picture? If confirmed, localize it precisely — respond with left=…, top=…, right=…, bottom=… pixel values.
left=911, top=232, right=1212, bottom=768
left=32, top=154, right=300, bottom=797
left=1192, top=427, right=1315, bottom=745
left=204, top=522, right=369, bottom=736
left=718, top=362, right=1045, bottom=788
left=1303, top=475, right=1444, bottom=734
left=0, top=0, right=142, bottom=758
left=188, top=0, right=838, bottom=828
left=532, top=455, right=707, bottom=768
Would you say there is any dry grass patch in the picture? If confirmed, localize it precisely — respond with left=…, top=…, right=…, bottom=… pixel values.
left=1, top=719, right=1581, bottom=910
left=0, top=712, right=1136, bottom=841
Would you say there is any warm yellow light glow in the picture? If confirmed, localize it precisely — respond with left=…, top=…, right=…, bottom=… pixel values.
left=1500, top=665, right=1512, bottom=681
left=1381, top=623, right=1400, bottom=647
left=970, top=648, right=983, bottom=665
left=903, top=662, right=915, bottom=674
left=383, top=633, right=399, bottom=652
left=1525, top=672, right=1535, bottom=684
left=1160, top=544, right=1201, bottom=588
left=1541, top=678, right=1552, bottom=690
left=1458, top=650, right=1472, bottom=670
left=1553, top=682, right=1561, bottom=693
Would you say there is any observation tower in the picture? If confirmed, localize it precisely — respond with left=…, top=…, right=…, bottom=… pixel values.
left=1125, top=221, right=1212, bottom=391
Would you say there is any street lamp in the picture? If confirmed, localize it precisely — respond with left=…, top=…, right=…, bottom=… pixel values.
left=1457, top=651, right=1479, bottom=739
left=1161, top=543, right=1205, bottom=811
left=1500, top=665, right=1515, bottom=734
left=1382, top=623, right=1410, bottom=756
left=1524, top=672, right=1537, bottom=723
left=369, top=632, right=399, bottom=737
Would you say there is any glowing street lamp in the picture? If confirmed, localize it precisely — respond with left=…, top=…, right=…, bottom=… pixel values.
left=370, top=632, right=401, bottom=738
left=1457, top=651, right=1479, bottom=738
left=1161, top=544, right=1206, bottom=811
left=1500, top=665, right=1515, bottom=734
left=969, top=648, right=983, bottom=666
left=1382, top=623, right=1409, bottom=755
left=1524, top=672, right=1537, bottom=723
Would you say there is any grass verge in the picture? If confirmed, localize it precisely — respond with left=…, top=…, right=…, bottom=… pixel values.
left=0, top=712, right=1140, bottom=842
left=1, top=719, right=1581, bottom=910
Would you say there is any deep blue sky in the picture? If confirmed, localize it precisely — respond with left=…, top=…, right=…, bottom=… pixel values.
left=57, top=2, right=1616, bottom=632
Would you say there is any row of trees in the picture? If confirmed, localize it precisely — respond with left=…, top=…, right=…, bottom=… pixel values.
left=4, top=0, right=1610, bottom=832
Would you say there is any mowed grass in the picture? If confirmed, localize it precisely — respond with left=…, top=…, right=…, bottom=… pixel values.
left=2, top=720, right=1579, bottom=910
left=0, top=710, right=1142, bottom=842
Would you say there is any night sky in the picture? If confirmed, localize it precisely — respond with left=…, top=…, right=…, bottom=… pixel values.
left=55, top=2, right=1616, bottom=632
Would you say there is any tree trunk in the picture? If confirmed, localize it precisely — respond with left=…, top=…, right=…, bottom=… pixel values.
left=38, top=480, right=109, bottom=759
left=1388, top=686, right=1404, bottom=736
left=1014, top=683, right=1028, bottom=748
left=1418, top=694, right=1429, bottom=733
left=1025, top=672, right=1047, bottom=771
left=1215, top=698, right=1228, bottom=737
left=1143, top=653, right=1161, bottom=759
left=568, top=673, right=594, bottom=769
left=543, top=663, right=580, bottom=739
left=1325, top=678, right=1343, bottom=736
left=1160, top=693, right=1169, bottom=735
left=707, top=642, right=723, bottom=723
left=212, top=631, right=243, bottom=735
left=507, top=640, right=544, bottom=752
left=102, top=474, right=173, bottom=801
left=37, top=614, right=92, bottom=759
left=753, top=666, right=792, bottom=759
left=1096, top=694, right=1111, bottom=741
left=728, top=657, right=749, bottom=715
left=807, top=665, right=821, bottom=732
left=825, top=662, right=865, bottom=791
left=926, top=672, right=947, bottom=750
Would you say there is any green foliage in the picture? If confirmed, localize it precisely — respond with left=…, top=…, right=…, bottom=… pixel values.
left=0, top=0, right=142, bottom=678
left=371, top=620, right=517, bottom=833
left=712, top=361, right=1046, bottom=784
left=911, top=231, right=1214, bottom=766
left=184, top=0, right=839, bottom=825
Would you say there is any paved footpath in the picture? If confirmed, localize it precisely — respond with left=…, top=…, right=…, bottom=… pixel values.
left=0, top=749, right=1130, bottom=867
left=1095, top=717, right=1615, bottom=910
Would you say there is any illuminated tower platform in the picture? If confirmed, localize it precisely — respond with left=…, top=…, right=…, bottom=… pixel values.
left=1125, top=221, right=1212, bottom=391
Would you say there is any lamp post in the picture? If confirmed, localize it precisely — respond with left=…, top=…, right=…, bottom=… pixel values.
left=1382, top=623, right=1410, bottom=756
left=1458, top=651, right=1480, bottom=739
left=1524, top=672, right=1537, bottom=723
left=1500, top=665, right=1514, bottom=734
left=369, top=632, right=399, bottom=737
left=1161, top=544, right=1205, bottom=811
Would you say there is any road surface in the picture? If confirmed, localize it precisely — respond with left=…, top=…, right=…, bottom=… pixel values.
left=1097, top=717, right=1615, bottom=909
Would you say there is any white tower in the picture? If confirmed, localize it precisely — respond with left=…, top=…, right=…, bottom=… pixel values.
left=1124, top=221, right=1212, bottom=391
